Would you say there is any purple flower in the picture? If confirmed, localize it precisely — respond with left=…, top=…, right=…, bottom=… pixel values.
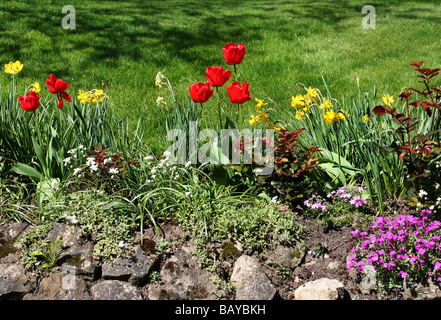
left=399, top=270, right=408, bottom=279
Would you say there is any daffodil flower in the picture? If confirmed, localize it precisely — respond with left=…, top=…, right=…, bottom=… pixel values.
left=319, top=97, right=333, bottom=109
left=291, top=94, right=309, bottom=109
left=29, top=82, right=41, bottom=93
left=257, top=110, right=269, bottom=122
left=323, top=109, right=339, bottom=124
left=305, top=86, right=319, bottom=102
left=382, top=94, right=395, bottom=106
left=255, top=98, right=268, bottom=109
left=4, top=60, right=23, bottom=74
left=249, top=114, right=260, bottom=126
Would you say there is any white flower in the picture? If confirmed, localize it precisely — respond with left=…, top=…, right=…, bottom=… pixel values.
left=155, top=72, right=164, bottom=87
left=419, top=189, right=428, bottom=198
left=109, top=167, right=119, bottom=175
left=143, top=155, right=154, bottom=161
left=156, top=96, right=166, bottom=106
left=151, top=167, right=157, bottom=174
left=90, top=163, right=99, bottom=172
left=73, top=168, right=82, bottom=176
left=118, top=241, right=125, bottom=248
left=185, top=161, right=192, bottom=168
left=63, top=157, right=72, bottom=166
left=86, top=157, right=96, bottom=166
left=50, top=180, right=60, bottom=191
left=185, top=191, right=192, bottom=197
left=67, top=149, right=76, bottom=154
left=104, top=158, right=112, bottom=165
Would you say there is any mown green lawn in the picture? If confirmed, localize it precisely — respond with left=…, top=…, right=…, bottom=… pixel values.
left=1, top=0, right=440, bottom=153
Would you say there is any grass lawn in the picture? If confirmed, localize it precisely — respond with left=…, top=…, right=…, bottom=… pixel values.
left=1, top=0, right=441, bottom=153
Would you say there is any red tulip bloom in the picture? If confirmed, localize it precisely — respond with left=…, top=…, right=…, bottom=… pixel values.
left=18, top=91, right=40, bottom=112
left=227, top=81, right=251, bottom=104
left=188, top=82, right=213, bottom=103
left=205, top=66, right=231, bottom=87
left=222, top=43, right=246, bottom=65
left=46, top=74, right=71, bottom=109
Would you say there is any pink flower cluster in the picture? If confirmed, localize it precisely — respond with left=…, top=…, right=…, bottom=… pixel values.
left=347, top=209, right=441, bottom=283
left=327, top=185, right=368, bottom=208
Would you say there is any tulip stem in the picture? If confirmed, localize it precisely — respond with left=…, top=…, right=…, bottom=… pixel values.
left=238, top=103, right=242, bottom=132
left=216, top=86, right=222, bottom=130
left=233, top=64, right=238, bottom=82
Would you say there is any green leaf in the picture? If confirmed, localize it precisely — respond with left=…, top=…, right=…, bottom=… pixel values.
left=12, top=163, right=42, bottom=182
left=32, top=137, right=47, bottom=171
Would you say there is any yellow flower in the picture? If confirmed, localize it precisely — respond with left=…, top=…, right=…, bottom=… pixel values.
left=337, top=109, right=349, bottom=121
left=29, top=82, right=41, bottom=93
left=295, top=110, right=306, bottom=121
left=255, top=98, right=268, bottom=109
left=91, top=89, right=106, bottom=104
left=77, top=90, right=91, bottom=104
left=305, top=86, right=319, bottom=102
left=319, top=97, right=333, bottom=109
left=382, top=94, right=394, bottom=106
left=362, top=114, right=370, bottom=124
left=291, top=94, right=309, bottom=109
left=323, top=109, right=339, bottom=124
left=4, top=60, right=23, bottom=74
left=257, top=110, right=269, bottom=122
left=249, top=114, right=260, bottom=126
left=269, top=123, right=284, bottom=131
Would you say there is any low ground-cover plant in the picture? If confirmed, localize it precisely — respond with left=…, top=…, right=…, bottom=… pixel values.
left=303, top=184, right=371, bottom=228
left=347, top=209, right=441, bottom=294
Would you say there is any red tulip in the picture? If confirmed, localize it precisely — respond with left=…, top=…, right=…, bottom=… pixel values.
left=227, top=81, right=251, bottom=104
left=46, top=74, right=71, bottom=109
left=18, top=91, right=40, bottom=112
left=222, top=43, right=246, bottom=65
left=205, top=66, right=231, bottom=87
left=188, top=82, right=213, bottom=103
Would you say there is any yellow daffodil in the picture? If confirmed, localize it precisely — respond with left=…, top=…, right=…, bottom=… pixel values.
left=295, top=110, right=306, bottom=120
left=291, top=94, right=309, bottom=109
left=249, top=114, right=260, bottom=126
left=257, top=110, right=269, bottom=122
left=78, top=89, right=107, bottom=105
left=29, top=82, right=41, bottom=93
left=269, top=123, right=284, bottom=131
left=255, top=98, right=268, bottom=109
left=77, top=90, right=90, bottom=104
left=319, top=97, right=333, bottom=109
left=337, top=109, right=349, bottom=120
left=4, top=60, right=23, bottom=74
left=305, top=86, right=319, bottom=102
left=362, top=114, right=370, bottom=124
left=382, top=94, right=394, bottom=106
left=91, top=89, right=105, bottom=104
left=323, top=109, right=339, bottom=124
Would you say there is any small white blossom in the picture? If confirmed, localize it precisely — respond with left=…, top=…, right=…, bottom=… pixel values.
left=63, top=157, right=72, bottom=166
left=50, top=180, right=60, bottom=191
left=73, top=168, right=82, bottom=176
left=109, top=167, right=119, bottom=175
